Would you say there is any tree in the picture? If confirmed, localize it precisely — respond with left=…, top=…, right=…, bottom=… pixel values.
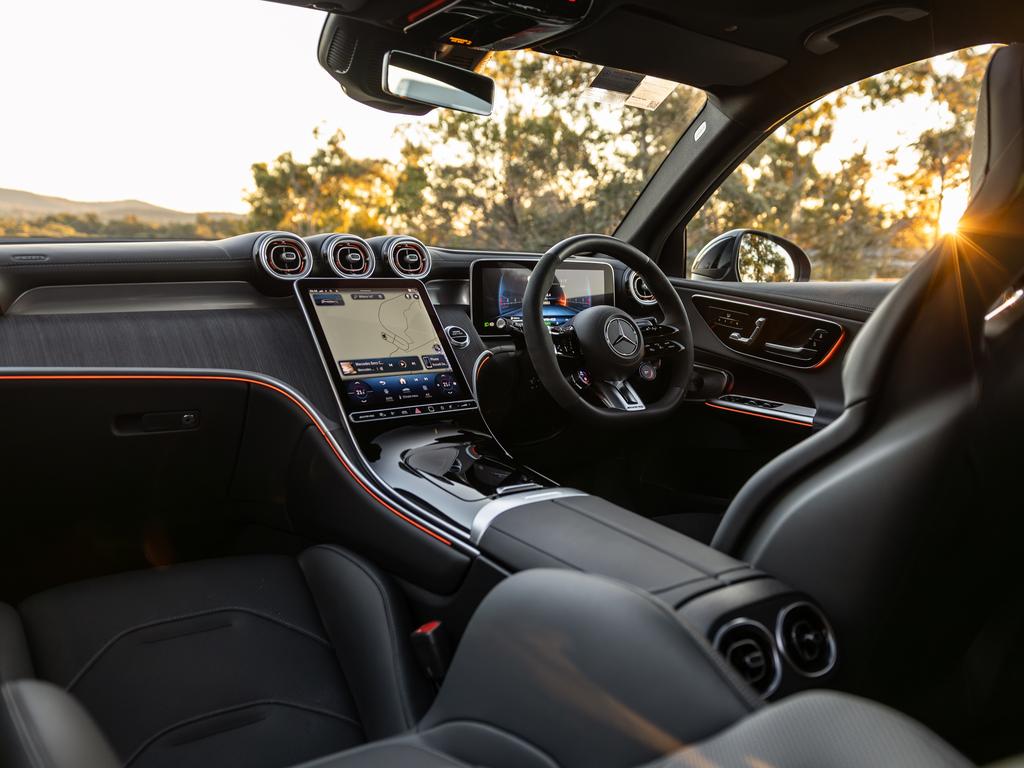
left=246, top=129, right=395, bottom=236
left=390, top=52, right=705, bottom=251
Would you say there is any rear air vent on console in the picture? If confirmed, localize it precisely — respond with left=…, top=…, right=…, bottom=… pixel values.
left=385, top=236, right=431, bottom=279
left=627, top=270, right=657, bottom=306
left=775, top=601, right=837, bottom=677
left=713, top=618, right=781, bottom=697
left=254, top=232, right=313, bottom=281
left=323, top=234, right=375, bottom=278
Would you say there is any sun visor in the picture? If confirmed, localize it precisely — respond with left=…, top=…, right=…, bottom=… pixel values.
left=550, top=8, right=787, bottom=89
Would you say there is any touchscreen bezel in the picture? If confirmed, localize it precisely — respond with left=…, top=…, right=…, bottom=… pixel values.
left=295, top=277, right=477, bottom=424
left=469, top=257, right=616, bottom=337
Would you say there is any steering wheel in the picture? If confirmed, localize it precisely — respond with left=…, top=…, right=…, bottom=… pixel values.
left=523, top=234, right=694, bottom=425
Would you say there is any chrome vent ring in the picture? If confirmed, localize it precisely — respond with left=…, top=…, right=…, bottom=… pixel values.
left=254, top=231, right=313, bottom=281
left=323, top=234, right=375, bottom=279
left=385, top=236, right=431, bottom=279
left=627, top=270, right=657, bottom=306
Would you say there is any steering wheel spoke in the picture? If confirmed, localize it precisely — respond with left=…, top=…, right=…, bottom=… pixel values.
left=591, top=379, right=646, bottom=412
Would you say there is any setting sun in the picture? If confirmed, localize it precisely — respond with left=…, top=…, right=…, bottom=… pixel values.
left=939, top=185, right=971, bottom=234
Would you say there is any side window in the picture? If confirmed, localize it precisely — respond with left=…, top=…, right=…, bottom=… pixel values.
left=687, top=47, right=993, bottom=282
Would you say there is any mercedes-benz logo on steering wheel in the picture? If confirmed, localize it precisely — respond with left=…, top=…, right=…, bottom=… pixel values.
left=604, top=317, right=640, bottom=358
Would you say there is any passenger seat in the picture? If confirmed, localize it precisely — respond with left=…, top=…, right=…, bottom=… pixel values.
left=0, top=547, right=432, bottom=768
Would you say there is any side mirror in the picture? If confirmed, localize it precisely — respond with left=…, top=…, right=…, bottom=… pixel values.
left=382, top=51, right=494, bottom=116
left=690, top=229, right=811, bottom=283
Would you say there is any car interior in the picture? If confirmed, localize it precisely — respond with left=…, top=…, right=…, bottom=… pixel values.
left=1, top=1, right=1023, bottom=767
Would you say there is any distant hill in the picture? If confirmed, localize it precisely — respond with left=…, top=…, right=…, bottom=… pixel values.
left=0, top=188, right=244, bottom=223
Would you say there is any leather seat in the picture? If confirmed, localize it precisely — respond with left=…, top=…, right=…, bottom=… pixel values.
left=0, top=546, right=432, bottom=768
left=709, top=43, right=1024, bottom=756
left=2, top=567, right=983, bottom=768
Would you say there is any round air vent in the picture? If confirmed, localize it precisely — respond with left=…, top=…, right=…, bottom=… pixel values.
left=254, top=232, right=312, bottom=281
left=713, top=618, right=781, bottom=697
left=385, top=236, right=431, bottom=279
left=775, top=601, right=837, bottom=678
left=323, top=234, right=375, bottom=279
left=627, top=270, right=657, bottom=306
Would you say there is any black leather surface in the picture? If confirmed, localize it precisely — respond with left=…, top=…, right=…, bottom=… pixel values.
left=416, top=569, right=759, bottom=768
left=0, top=680, right=120, bottom=768
left=0, top=308, right=340, bottom=419
left=14, top=552, right=425, bottom=768
left=642, top=691, right=975, bottom=768
left=710, top=45, right=1024, bottom=755
left=298, top=545, right=433, bottom=740
left=482, top=494, right=755, bottom=601
left=0, top=604, right=32, bottom=683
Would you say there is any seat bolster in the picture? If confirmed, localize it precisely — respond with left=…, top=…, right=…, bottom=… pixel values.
left=0, top=680, right=119, bottom=768
left=298, top=545, right=433, bottom=740
left=0, top=605, right=33, bottom=683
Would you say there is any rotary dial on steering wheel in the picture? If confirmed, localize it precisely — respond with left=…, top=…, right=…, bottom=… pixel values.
left=522, top=234, right=695, bottom=425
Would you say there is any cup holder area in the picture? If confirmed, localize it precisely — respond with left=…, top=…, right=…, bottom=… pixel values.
left=775, top=601, right=837, bottom=677
left=713, top=618, right=782, bottom=697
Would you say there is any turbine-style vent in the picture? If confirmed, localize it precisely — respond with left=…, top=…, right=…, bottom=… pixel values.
left=385, top=236, right=431, bottom=279
left=628, top=270, right=657, bottom=305
left=254, top=232, right=312, bottom=281
left=324, top=234, right=375, bottom=278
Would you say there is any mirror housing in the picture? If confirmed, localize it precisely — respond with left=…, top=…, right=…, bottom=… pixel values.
left=690, top=229, right=811, bottom=283
left=383, top=51, right=494, bottom=116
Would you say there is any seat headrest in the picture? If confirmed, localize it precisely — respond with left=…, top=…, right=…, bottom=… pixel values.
left=968, top=43, right=1024, bottom=216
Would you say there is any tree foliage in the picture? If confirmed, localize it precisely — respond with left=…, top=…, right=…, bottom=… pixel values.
left=3, top=48, right=991, bottom=283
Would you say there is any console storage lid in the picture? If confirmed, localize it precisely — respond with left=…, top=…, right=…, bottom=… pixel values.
left=478, top=493, right=762, bottom=606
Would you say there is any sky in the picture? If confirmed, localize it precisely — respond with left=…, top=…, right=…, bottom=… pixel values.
left=0, top=0, right=422, bottom=213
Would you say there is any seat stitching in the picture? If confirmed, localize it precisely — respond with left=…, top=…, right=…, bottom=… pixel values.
left=65, top=607, right=331, bottom=692
left=122, top=699, right=362, bottom=767
left=305, top=545, right=416, bottom=729
left=2, top=684, right=49, bottom=768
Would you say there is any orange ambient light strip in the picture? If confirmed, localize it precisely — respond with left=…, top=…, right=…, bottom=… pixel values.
left=705, top=401, right=813, bottom=428
left=0, top=373, right=453, bottom=546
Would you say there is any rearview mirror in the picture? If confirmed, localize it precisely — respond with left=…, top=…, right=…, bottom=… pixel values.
left=690, top=229, right=811, bottom=283
left=382, top=51, right=494, bottom=116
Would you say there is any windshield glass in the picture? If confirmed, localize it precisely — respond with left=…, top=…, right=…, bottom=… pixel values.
left=0, top=1, right=705, bottom=249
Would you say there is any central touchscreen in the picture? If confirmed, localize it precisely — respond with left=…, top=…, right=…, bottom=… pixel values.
left=304, top=282, right=474, bottom=422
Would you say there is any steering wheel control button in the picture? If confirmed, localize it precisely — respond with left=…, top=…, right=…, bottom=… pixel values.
left=776, top=602, right=837, bottom=678
left=571, top=369, right=591, bottom=390
left=638, top=362, right=657, bottom=381
left=444, top=325, right=470, bottom=349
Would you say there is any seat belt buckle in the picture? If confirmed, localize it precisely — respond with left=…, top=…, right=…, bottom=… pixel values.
left=410, top=620, right=450, bottom=683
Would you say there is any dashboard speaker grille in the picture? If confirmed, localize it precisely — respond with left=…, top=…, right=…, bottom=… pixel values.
left=254, top=232, right=312, bottom=281
left=386, top=237, right=431, bottom=279
left=324, top=235, right=375, bottom=278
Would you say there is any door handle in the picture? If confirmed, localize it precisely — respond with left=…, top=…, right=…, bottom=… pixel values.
left=764, top=341, right=816, bottom=360
left=729, top=317, right=766, bottom=345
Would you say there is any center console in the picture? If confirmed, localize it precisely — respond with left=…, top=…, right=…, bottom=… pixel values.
left=296, top=276, right=838, bottom=701
left=296, top=276, right=561, bottom=534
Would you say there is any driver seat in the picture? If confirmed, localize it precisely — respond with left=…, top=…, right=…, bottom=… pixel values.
left=710, top=43, right=1024, bottom=759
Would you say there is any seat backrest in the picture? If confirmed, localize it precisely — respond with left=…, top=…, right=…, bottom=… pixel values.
left=711, top=43, right=1024, bottom=759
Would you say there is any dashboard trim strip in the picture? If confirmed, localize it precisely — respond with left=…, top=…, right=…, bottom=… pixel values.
left=0, top=371, right=457, bottom=547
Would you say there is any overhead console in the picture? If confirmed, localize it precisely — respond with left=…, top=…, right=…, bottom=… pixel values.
left=403, top=0, right=592, bottom=51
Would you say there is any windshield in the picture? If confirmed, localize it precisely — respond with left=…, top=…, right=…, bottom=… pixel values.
left=0, top=1, right=705, bottom=249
